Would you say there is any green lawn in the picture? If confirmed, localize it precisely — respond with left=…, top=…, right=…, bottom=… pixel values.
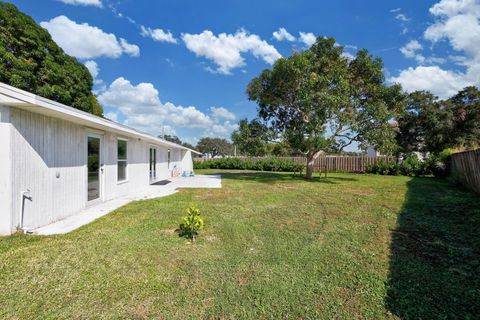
left=1, top=171, right=479, bottom=319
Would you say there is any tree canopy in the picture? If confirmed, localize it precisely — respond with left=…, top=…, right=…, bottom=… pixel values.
left=0, top=2, right=103, bottom=116
left=247, top=37, right=404, bottom=178
left=160, top=134, right=197, bottom=150
left=196, top=137, right=234, bottom=157
left=161, top=134, right=183, bottom=145
left=231, top=118, right=275, bottom=156
left=397, top=87, right=480, bottom=154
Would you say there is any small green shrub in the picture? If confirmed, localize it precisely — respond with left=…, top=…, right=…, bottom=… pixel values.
left=424, top=149, right=454, bottom=178
left=193, top=157, right=305, bottom=172
left=400, top=154, right=424, bottom=176
left=178, top=206, right=204, bottom=241
left=367, top=160, right=400, bottom=176
left=366, top=152, right=453, bottom=178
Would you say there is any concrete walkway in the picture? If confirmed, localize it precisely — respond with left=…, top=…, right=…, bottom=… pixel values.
left=30, top=175, right=221, bottom=236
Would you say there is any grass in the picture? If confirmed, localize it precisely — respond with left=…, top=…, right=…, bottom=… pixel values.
left=0, top=170, right=479, bottom=319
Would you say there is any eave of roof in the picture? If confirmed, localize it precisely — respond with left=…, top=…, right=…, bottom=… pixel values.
left=0, top=82, right=201, bottom=155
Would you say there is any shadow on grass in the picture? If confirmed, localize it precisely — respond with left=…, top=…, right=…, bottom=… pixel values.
left=208, top=171, right=358, bottom=184
left=387, top=177, right=480, bottom=319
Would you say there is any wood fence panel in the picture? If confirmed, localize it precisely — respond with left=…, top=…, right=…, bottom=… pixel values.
left=195, top=155, right=396, bottom=173
left=449, top=150, right=480, bottom=194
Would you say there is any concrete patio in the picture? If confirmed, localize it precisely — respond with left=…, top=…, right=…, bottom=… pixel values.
left=30, top=175, right=221, bottom=236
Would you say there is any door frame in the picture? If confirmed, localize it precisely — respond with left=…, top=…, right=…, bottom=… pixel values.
left=149, top=145, right=157, bottom=184
left=86, top=132, right=104, bottom=206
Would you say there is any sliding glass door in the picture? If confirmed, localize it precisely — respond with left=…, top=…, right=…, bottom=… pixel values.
left=149, top=147, right=156, bottom=182
left=87, top=136, right=101, bottom=202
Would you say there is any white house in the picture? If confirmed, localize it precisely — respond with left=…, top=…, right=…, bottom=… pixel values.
left=0, top=82, right=200, bottom=235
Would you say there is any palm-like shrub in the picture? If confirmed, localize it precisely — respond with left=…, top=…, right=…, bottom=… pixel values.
left=179, top=206, right=204, bottom=241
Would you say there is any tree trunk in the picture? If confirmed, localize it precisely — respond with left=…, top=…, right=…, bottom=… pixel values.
left=306, top=150, right=324, bottom=179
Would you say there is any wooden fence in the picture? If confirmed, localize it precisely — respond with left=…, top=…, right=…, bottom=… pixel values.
left=449, top=149, right=480, bottom=194
left=196, top=155, right=396, bottom=173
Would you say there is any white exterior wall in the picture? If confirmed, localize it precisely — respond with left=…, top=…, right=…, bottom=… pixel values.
left=10, top=108, right=88, bottom=229
left=181, top=150, right=194, bottom=172
left=0, top=105, right=12, bottom=235
left=4, top=107, right=191, bottom=233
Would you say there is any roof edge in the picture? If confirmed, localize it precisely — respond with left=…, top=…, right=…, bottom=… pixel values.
left=0, top=82, right=202, bottom=155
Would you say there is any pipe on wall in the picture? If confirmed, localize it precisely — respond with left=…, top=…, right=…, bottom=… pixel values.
left=19, top=189, right=32, bottom=233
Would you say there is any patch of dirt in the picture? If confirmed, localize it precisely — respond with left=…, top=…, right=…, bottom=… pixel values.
left=237, top=270, right=255, bottom=286
left=348, top=189, right=376, bottom=196
left=131, top=299, right=153, bottom=320
left=158, top=228, right=176, bottom=236
left=206, top=234, right=221, bottom=242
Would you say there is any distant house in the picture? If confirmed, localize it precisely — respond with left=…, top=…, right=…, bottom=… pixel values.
left=0, top=82, right=200, bottom=235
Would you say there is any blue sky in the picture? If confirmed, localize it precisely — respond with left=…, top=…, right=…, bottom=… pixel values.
left=6, top=0, right=480, bottom=146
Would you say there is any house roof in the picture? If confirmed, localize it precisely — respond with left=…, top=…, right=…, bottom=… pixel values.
left=0, top=82, right=201, bottom=155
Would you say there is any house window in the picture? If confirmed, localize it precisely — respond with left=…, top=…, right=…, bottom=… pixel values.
left=117, top=139, right=127, bottom=182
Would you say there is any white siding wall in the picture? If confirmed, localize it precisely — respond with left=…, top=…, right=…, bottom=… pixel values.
left=181, top=150, right=193, bottom=172
left=4, top=107, right=192, bottom=233
left=10, top=108, right=87, bottom=230
left=154, top=145, right=170, bottom=181
left=0, top=105, right=12, bottom=235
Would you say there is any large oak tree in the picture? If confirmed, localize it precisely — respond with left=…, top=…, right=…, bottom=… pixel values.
left=0, top=2, right=103, bottom=116
left=196, top=137, right=234, bottom=157
left=247, top=37, right=404, bottom=179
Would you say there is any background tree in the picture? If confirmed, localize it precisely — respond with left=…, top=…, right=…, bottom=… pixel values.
left=396, top=87, right=480, bottom=154
left=269, top=141, right=294, bottom=156
left=196, top=137, right=233, bottom=157
left=0, top=2, right=102, bottom=115
left=181, top=142, right=196, bottom=150
left=231, top=118, right=274, bottom=156
left=395, top=91, right=450, bottom=153
left=247, top=37, right=404, bottom=179
left=160, top=134, right=198, bottom=150
left=449, top=86, right=480, bottom=150
left=160, top=134, right=183, bottom=145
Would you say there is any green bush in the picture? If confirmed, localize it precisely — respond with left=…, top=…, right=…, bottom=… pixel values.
left=424, top=149, right=454, bottom=178
left=400, top=154, right=425, bottom=176
left=367, top=160, right=400, bottom=176
left=193, top=157, right=305, bottom=172
left=366, top=152, right=451, bottom=177
left=178, top=206, right=204, bottom=241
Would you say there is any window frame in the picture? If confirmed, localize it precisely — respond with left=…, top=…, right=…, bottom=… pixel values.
left=117, top=138, right=128, bottom=183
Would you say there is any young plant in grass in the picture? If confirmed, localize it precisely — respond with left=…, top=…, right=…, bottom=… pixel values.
left=178, top=206, right=204, bottom=241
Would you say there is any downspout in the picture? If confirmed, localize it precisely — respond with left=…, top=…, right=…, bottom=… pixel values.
left=19, top=189, right=32, bottom=233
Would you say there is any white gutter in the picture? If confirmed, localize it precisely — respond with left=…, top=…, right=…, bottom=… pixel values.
left=0, top=82, right=202, bottom=155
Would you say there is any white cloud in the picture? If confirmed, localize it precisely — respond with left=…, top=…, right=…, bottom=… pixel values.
left=40, top=16, right=140, bottom=59
left=425, top=0, right=480, bottom=58
left=98, top=77, right=237, bottom=138
left=140, top=26, right=178, bottom=44
left=204, top=121, right=239, bottom=138
left=391, top=8, right=411, bottom=34
left=210, top=107, right=236, bottom=121
left=165, top=58, right=174, bottom=67
left=429, top=0, right=480, bottom=17
left=390, top=0, right=480, bottom=99
left=84, top=60, right=99, bottom=78
left=400, top=40, right=425, bottom=63
left=105, top=112, right=118, bottom=122
left=57, top=0, right=102, bottom=7
left=119, top=38, right=140, bottom=57
left=299, top=32, right=316, bottom=47
left=182, top=29, right=282, bottom=75
left=389, top=66, right=469, bottom=99
left=273, top=27, right=296, bottom=42
left=395, top=13, right=410, bottom=22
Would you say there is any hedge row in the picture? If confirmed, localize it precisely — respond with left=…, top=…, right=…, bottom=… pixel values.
left=366, top=154, right=448, bottom=177
left=194, top=157, right=305, bottom=172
